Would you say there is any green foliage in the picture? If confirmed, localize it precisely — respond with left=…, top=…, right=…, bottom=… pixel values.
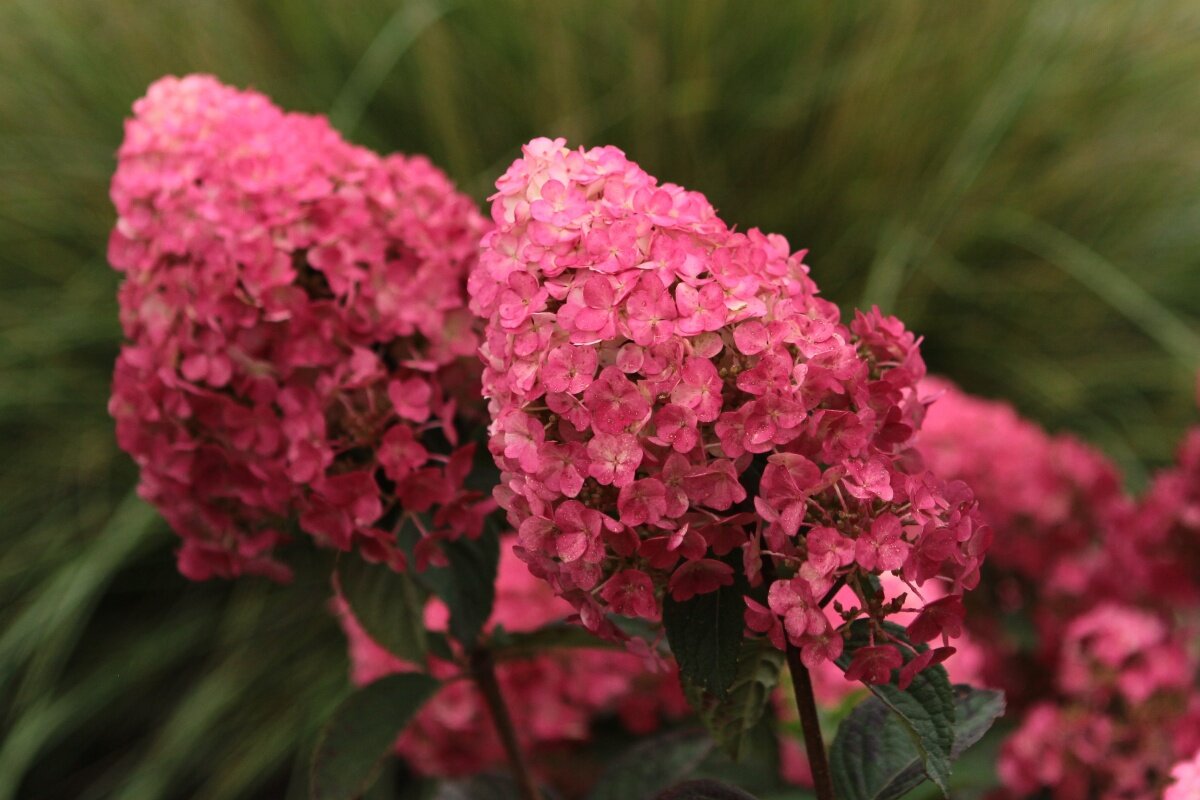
left=653, top=779, right=759, bottom=800
left=684, top=637, right=786, bottom=760
left=3, top=1, right=1199, bottom=796
left=834, top=622, right=959, bottom=796
left=337, top=558, right=429, bottom=662
left=309, top=672, right=439, bottom=800
left=414, top=524, right=500, bottom=646
left=588, top=729, right=714, bottom=800
left=830, top=685, right=1004, bottom=800
left=663, top=566, right=751, bottom=697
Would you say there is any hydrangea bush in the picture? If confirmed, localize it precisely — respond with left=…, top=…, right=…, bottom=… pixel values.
left=108, top=76, right=1200, bottom=800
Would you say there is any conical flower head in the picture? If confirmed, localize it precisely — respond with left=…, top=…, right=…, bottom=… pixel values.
left=109, top=75, right=489, bottom=580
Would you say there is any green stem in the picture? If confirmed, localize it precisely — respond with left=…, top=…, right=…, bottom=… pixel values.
left=469, top=647, right=542, bottom=800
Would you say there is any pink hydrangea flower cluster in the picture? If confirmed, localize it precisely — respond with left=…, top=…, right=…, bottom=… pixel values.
left=1107, top=423, right=1200, bottom=609
left=997, top=604, right=1200, bottom=800
left=469, top=137, right=990, bottom=682
left=917, top=380, right=1200, bottom=798
left=915, top=378, right=1132, bottom=693
left=917, top=377, right=1126, bottom=585
left=336, top=542, right=688, bottom=778
left=108, top=75, right=490, bottom=580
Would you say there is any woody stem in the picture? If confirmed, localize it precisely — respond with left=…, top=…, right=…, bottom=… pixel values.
left=785, top=642, right=836, bottom=800
left=470, top=646, right=542, bottom=800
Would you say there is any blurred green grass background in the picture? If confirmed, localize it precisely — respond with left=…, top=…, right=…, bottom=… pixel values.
left=1, top=1, right=1198, bottom=797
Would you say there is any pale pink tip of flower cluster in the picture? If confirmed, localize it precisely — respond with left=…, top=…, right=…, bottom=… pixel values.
left=1166, top=751, right=1200, bottom=800
left=471, top=136, right=988, bottom=680
left=335, top=543, right=688, bottom=778
left=108, top=75, right=490, bottom=580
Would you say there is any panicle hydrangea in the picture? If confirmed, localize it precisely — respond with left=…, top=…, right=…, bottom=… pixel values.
left=108, top=75, right=490, bottom=580
left=917, top=377, right=1126, bottom=584
left=1166, top=751, right=1200, bottom=800
left=1106, top=423, right=1200, bottom=609
left=335, top=542, right=688, bottom=778
left=997, top=604, right=1200, bottom=800
left=469, top=137, right=990, bottom=682
left=919, top=379, right=1200, bottom=799
left=915, top=378, right=1132, bottom=694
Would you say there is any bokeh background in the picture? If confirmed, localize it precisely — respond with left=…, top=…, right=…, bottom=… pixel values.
left=2, top=1, right=1199, bottom=797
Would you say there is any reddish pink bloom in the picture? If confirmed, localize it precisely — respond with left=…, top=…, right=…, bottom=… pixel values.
left=600, top=569, right=659, bottom=619
left=667, top=558, right=735, bottom=601
left=108, top=75, right=488, bottom=580
left=855, top=513, right=910, bottom=572
left=471, top=138, right=987, bottom=676
left=906, top=594, right=964, bottom=644
left=844, top=645, right=903, bottom=685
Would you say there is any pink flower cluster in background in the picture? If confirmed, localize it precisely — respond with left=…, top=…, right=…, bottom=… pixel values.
left=998, top=604, right=1200, bottom=800
left=336, top=542, right=687, bottom=777
left=916, top=379, right=1200, bottom=799
left=469, top=137, right=990, bottom=682
left=108, top=75, right=490, bottom=580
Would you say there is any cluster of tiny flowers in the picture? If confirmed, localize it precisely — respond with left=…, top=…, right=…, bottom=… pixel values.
left=109, top=75, right=489, bottom=580
left=915, top=378, right=1132, bottom=694
left=336, top=543, right=688, bottom=778
left=917, top=377, right=1126, bottom=588
left=916, top=380, right=1200, bottom=798
left=1107, top=422, right=1200, bottom=609
left=469, top=137, right=990, bottom=682
left=997, top=604, right=1200, bottom=800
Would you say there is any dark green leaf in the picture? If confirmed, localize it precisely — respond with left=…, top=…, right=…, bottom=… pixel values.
left=489, top=622, right=612, bottom=660
left=338, top=558, right=428, bottom=662
left=588, top=729, right=714, bottom=800
left=829, top=683, right=1003, bottom=800
left=310, top=673, right=439, bottom=800
left=663, top=561, right=750, bottom=697
left=684, top=637, right=785, bottom=760
left=418, top=523, right=501, bottom=646
left=835, top=621, right=955, bottom=795
left=949, top=684, right=1006, bottom=758
left=653, top=779, right=759, bottom=800
left=433, top=773, right=560, bottom=800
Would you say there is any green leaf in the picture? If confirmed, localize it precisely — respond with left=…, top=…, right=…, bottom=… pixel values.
left=433, top=773, right=558, bottom=800
left=834, top=621, right=955, bottom=796
left=663, top=562, right=750, bottom=697
left=338, top=558, right=428, bottom=662
left=684, top=637, right=785, bottom=760
left=829, top=684, right=1005, bottom=800
left=418, top=524, right=501, bottom=646
left=653, top=779, right=759, bottom=800
left=309, top=673, right=439, bottom=800
left=588, top=729, right=715, bottom=800
left=489, top=622, right=612, bottom=660
left=949, top=685, right=1006, bottom=757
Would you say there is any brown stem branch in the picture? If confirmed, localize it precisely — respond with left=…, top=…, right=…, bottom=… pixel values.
left=470, top=647, right=542, bottom=800
left=760, top=557, right=839, bottom=800
left=785, top=643, right=836, bottom=800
